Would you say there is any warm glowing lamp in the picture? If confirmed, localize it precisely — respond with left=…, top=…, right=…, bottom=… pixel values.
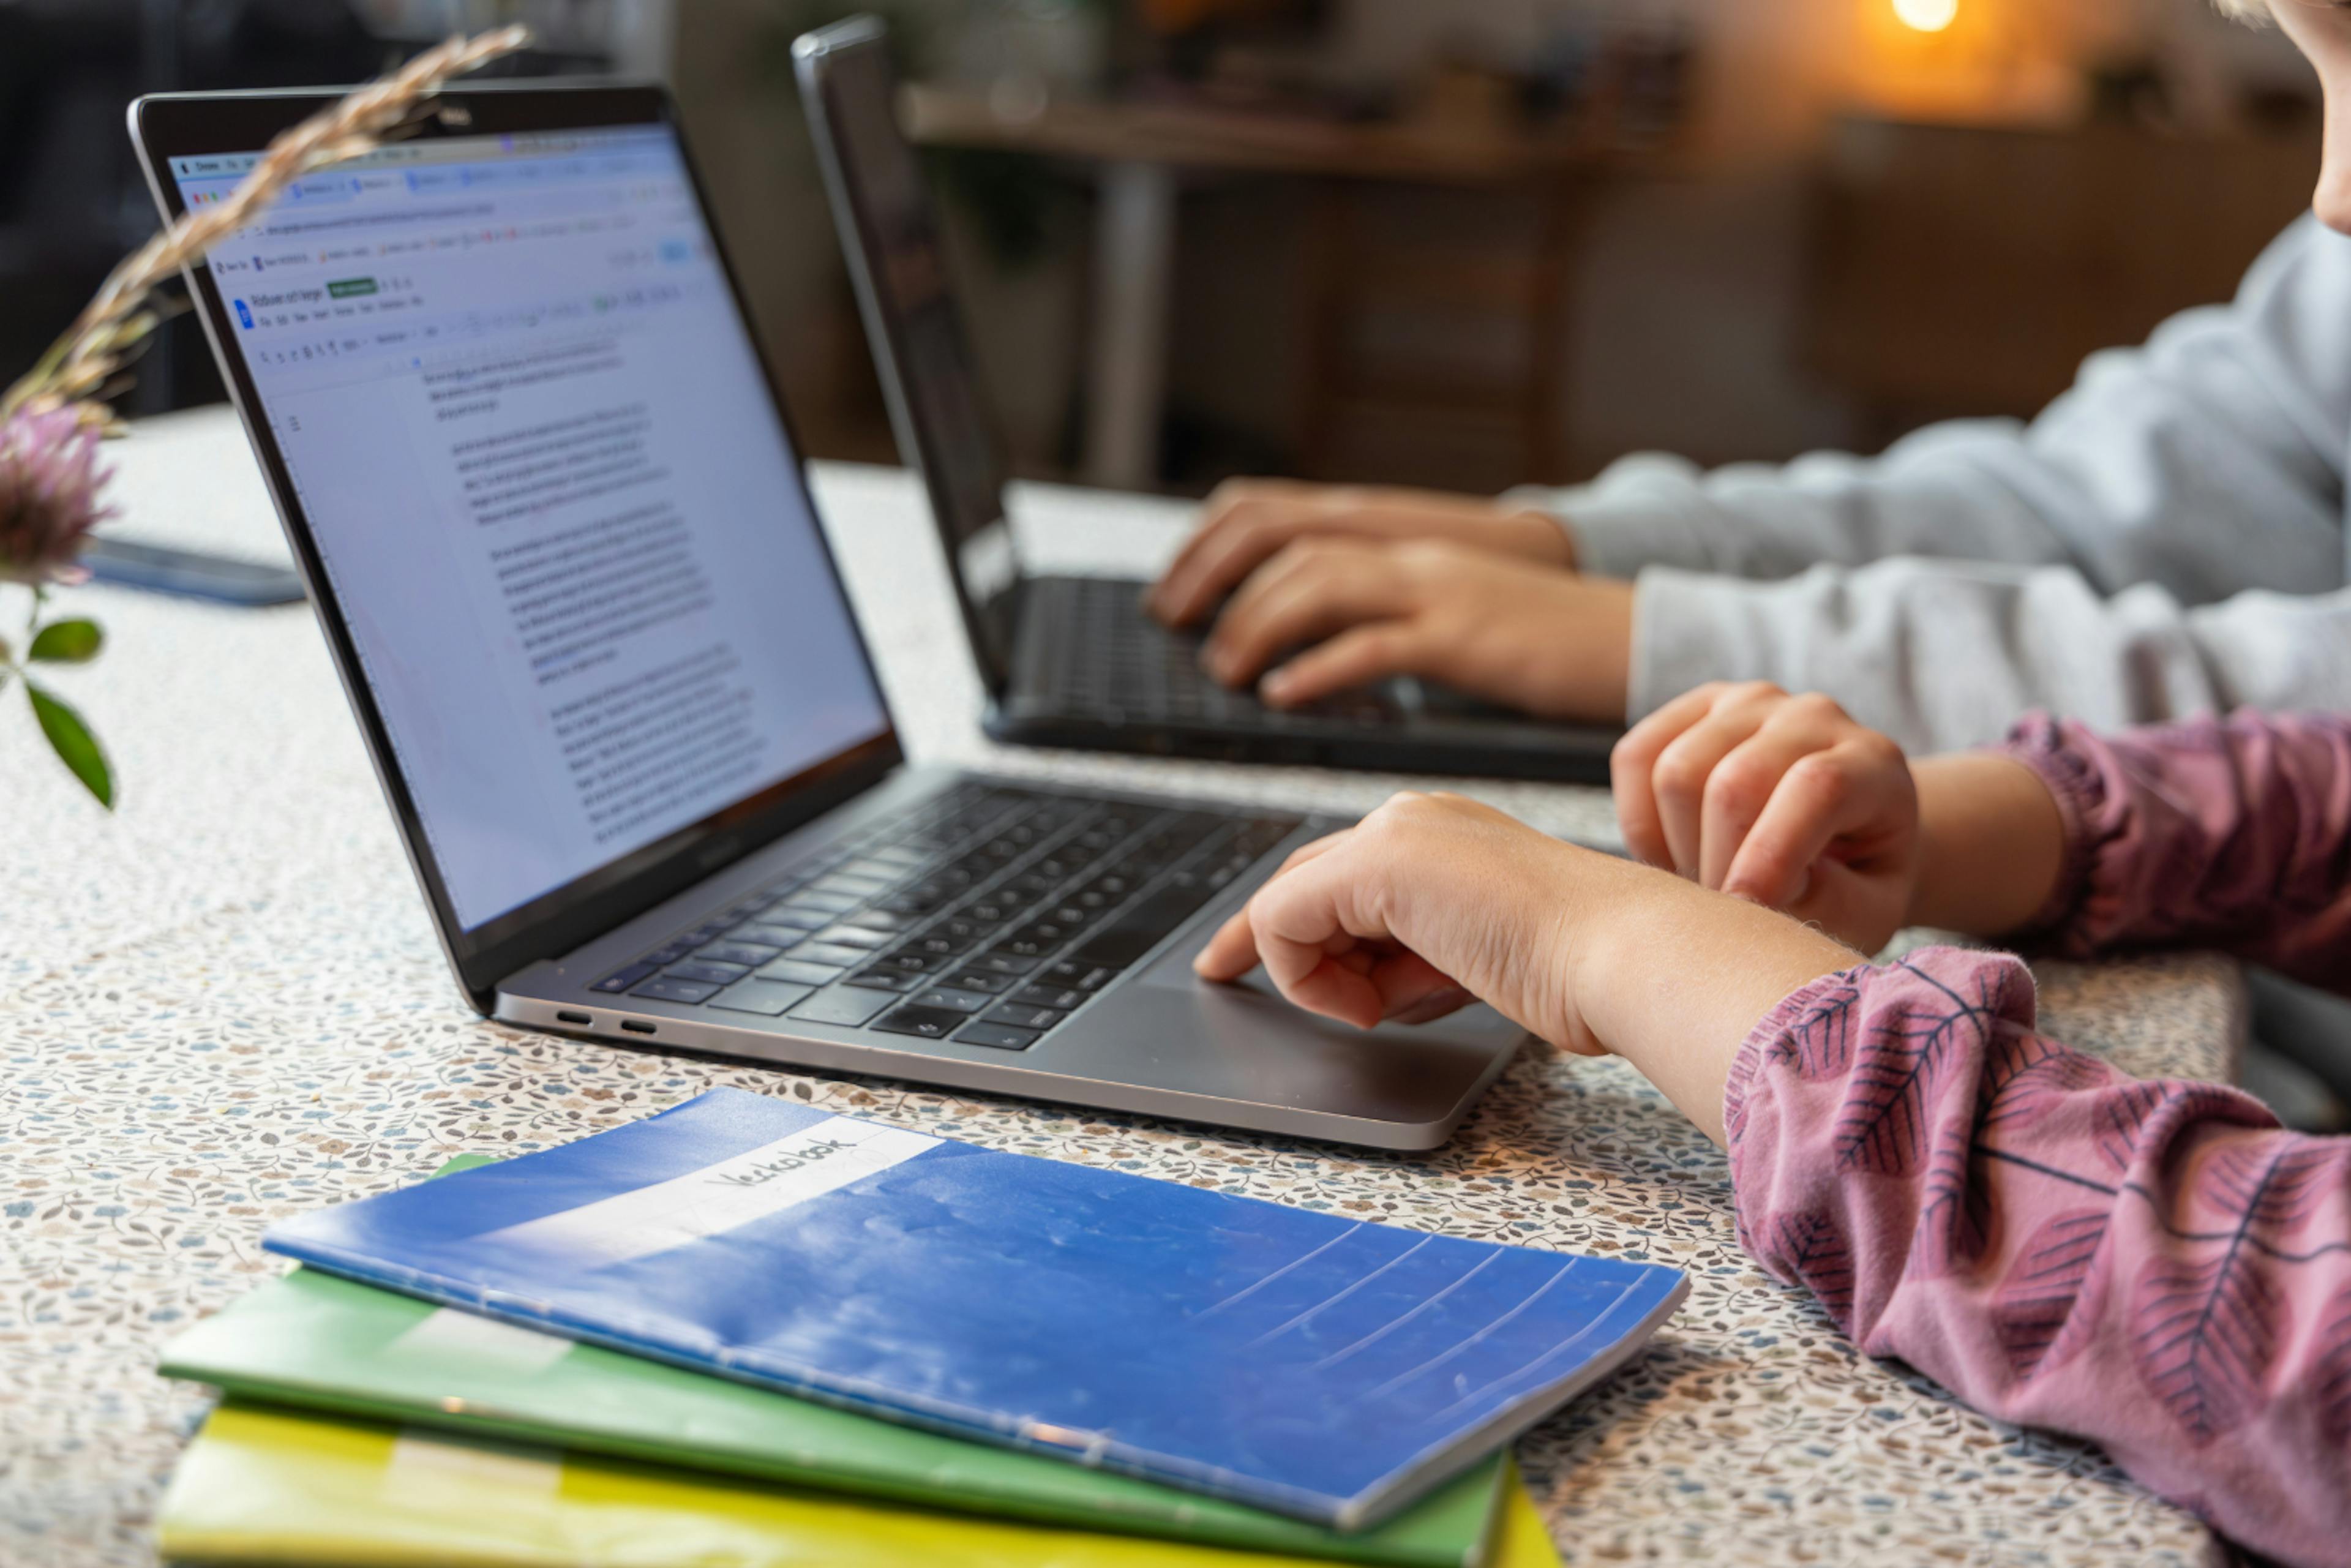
left=1892, top=0, right=1959, bottom=31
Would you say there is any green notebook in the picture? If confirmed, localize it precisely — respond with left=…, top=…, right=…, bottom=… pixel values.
left=160, top=1160, right=1504, bottom=1568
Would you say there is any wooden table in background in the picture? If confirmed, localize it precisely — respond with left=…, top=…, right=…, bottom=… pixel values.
left=902, top=87, right=1667, bottom=491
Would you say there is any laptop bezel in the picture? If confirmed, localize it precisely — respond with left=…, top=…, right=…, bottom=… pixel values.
left=795, top=19, right=1024, bottom=699
left=128, top=82, right=907, bottom=1014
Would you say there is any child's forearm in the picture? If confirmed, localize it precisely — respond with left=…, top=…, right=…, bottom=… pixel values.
left=1568, top=863, right=1857, bottom=1147
left=1903, top=754, right=2066, bottom=938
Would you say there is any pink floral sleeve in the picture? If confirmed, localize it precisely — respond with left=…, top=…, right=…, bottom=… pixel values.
left=1725, top=950, right=2351, bottom=1568
left=2004, top=709, right=2351, bottom=993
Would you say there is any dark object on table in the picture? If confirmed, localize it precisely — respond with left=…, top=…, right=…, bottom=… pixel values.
left=80, top=535, right=303, bottom=606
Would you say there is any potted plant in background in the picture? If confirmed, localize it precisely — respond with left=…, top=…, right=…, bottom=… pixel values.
left=0, top=24, right=530, bottom=809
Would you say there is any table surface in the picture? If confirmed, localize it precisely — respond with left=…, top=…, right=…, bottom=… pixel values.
left=2, top=408, right=2244, bottom=1567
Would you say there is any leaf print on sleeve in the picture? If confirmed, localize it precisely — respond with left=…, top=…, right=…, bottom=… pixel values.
left=1982, top=1032, right=2112, bottom=1135
left=1990, top=1207, right=2111, bottom=1380
left=1834, top=964, right=2009, bottom=1175
left=2095, top=1081, right=2248, bottom=1174
left=2131, top=1246, right=2285, bottom=1445
left=1769, top=975, right=1864, bottom=1079
left=1906, top=1134, right=1992, bottom=1279
left=1764, top=1210, right=1857, bottom=1332
left=2317, top=1290, right=2351, bottom=1446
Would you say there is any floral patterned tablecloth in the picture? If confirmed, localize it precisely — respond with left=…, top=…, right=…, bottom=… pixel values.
left=1, top=409, right=2241, bottom=1567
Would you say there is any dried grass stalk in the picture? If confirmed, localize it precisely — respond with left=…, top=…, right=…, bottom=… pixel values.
left=1, top=24, right=532, bottom=426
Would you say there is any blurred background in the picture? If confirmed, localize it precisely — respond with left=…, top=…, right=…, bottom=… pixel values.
left=1, top=0, right=2322, bottom=497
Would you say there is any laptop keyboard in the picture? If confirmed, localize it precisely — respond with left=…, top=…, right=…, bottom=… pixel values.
left=591, top=782, right=1302, bottom=1051
left=1043, top=577, right=1391, bottom=727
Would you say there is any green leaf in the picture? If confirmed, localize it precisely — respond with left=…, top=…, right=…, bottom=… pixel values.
left=27, top=618, right=102, bottom=663
left=27, top=683, right=113, bottom=809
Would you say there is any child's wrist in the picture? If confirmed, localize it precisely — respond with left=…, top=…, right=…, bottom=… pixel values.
left=1561, top=860, right=1853, bottom=1146
left=1906, top=754, right=2068, bottom=936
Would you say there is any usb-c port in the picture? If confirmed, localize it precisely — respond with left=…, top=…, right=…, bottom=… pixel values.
left=555, top=1011, right=591, bottom=1026
left=620, top=1020, right=657, bottom=1035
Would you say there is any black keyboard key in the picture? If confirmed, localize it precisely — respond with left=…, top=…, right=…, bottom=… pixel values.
left=1011, top=984, right=1087, bottom=1011
left=709, top=979, right=815, bottom=1016
left=871, top=949, right=942, bottom=976
left=643, top=943, right=700, bottom=966
left=986, top=1002, right=1068, bottom=1032
left=789, top=941, right=871, bottom=968
left=872, top=1004, right=968, bottom=1040
left=953, top=1022, right=1041, bottom=1051
left=967, top=952, right=1041, bottom=976
left=700, top=942, right=783, bottom=967
left=591, top=962, right=660, bottom=994
left=665, top=961, right=750, bottom=985
left=945, top=969, right=1018, bottom=994
left=910, top=986, right=994, bottom=1015
left=1039, top=961, right=1119, bottom=991
left=757, top=958, right=846, bottom=986
left=789, top=986, right=896, bottom=1027
left=1070, top=874, right=1218, bottom=968
left=631, top=977, right=721, bottom=1004
left=842, top=968, right=920, bottom=992
left=910, top=931, right=976, bottom=958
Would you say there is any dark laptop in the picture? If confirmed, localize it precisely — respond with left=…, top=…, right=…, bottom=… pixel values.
left=130, top=81, right=1528, bottom=1149
left=795, top=17, right=1622, bottom=783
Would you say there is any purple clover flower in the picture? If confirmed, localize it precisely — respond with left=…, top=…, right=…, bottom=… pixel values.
left=0, top=407, right=113, bottom=585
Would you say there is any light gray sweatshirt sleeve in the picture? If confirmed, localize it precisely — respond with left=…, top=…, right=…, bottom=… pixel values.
left=1519, top=216, right=2351, bottom=607
left=1633, top=558, right=2351, bottom=753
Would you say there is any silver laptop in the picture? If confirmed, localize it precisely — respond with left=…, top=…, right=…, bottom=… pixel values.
left=130, top=80, right=1528, bottom=1149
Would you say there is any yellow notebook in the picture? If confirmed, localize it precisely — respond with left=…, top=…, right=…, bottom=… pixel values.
left=159, top=1403, right=1564, bottom=1568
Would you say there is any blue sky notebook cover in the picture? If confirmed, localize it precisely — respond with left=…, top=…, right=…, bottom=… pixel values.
left=263, top=1089, right=1685, bottom=1529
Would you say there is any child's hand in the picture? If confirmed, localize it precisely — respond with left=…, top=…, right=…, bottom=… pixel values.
left=1195, top=791, right=1609, bottom=1051
left=1193, top=538, right=1634, bottom=724
left=1195, top=788, right=1856, bottom=1147
left=1147, top=479, right=1573, bottom=629
left=1610, top=682, right=1920, bottom=954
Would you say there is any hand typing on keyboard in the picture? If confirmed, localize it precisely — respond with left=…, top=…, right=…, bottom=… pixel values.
left=1190, top=539, right=1635, bottom=724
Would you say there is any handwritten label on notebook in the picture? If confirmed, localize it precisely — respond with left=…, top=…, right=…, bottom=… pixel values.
left=476, top=1116, right=939, bottom=1267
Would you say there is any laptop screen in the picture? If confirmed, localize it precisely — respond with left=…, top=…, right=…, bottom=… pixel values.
left=807, top=37, right=1018, bottom=678
left=167, top=126, right=891, bottom=932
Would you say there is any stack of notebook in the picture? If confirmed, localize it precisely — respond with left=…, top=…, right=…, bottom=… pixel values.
left=156, top=1089, right=1688, bottom=1567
